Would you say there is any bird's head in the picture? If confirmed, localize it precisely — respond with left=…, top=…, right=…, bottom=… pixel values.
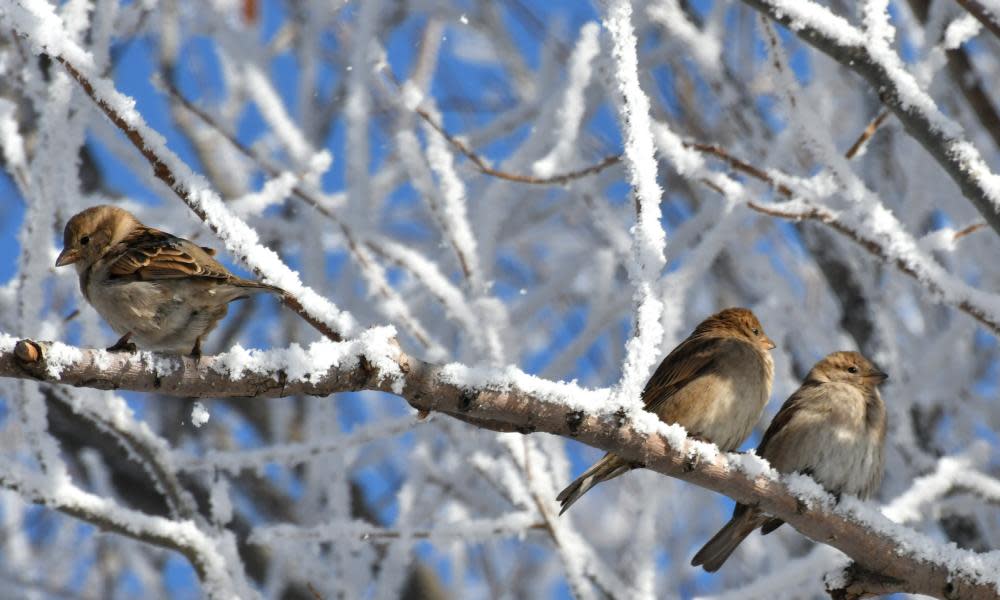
left=55, top=205, right=140, bottom=270
left=696, top=307, right=776, bottom=352
left=807, top=351, right=888, bottom=388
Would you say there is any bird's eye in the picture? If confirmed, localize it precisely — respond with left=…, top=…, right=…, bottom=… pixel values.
left=847, top=366, right=858, bottom=374
left=80, top=235, right=90, bottom=246
left=752, top=328, right=760, bottom=336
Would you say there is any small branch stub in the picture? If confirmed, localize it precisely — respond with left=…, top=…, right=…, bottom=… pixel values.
left=826, top=562, right=907, bottom=600
left=14, top=340, right=40, bottom=363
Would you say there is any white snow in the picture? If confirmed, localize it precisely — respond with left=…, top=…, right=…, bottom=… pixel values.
left=532, top=22, right=600, bottom=178
left=191, top=402, right=210, bottom=428
left=212, top=326, right=404, bottom=393
left=603, top=0, right=669, bottom=419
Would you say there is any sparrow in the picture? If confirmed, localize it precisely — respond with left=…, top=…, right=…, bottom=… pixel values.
left=691, top=351, right=888, bottom=572
left=556, top=307, right=776, bottom=514
left=55, top=205, right=280, bottom=356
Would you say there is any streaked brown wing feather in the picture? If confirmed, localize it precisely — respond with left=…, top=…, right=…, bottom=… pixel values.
left=641, top=336, right=728, bottom=414
left=106, top=226, right=232, bottom=282
left=756, top=383, right=818, bottom=456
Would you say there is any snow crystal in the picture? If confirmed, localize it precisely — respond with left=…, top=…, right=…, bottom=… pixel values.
left=0, top=99, right=26, bottom=171
left=784, top=472, right=834, bottom=510
left=437, top=362, right=610, bottom=413
left=209, top=476, right=232, bottom=524
left=229, top=171, right=298, bottom=217
left=0, top=333, right=16, bottom=353
left=943, top=15, right=981, bottom=50
left=44, top=342, right=83, bottom=378
left=401, top=81, right=424, bottom=111
left=211, top=327, right=403, bottom=391
left=729, top=449, right=777, bottom=481
left=191, top=402, right=210, bottom=428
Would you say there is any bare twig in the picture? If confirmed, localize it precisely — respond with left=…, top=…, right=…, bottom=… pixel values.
left=954, top=221, right=988, bottom=239
left=844, top=111, right=890, bottom=159
left=684, top=141, right=793, bottom=195
left=414, top=107, right=622, bottom=185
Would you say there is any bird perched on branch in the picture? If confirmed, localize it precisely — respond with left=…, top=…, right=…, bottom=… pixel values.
left=55, top=205, right=281, bottom=356
left=691, top=351, right=888, bottom=572
left=556, top=307, right=776, bottom=514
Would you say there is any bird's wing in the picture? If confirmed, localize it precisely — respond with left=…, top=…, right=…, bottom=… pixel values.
left=641, top=335, right=733, bottom=414
left=105, top=226, right=232, bottom=282
left=756, top=383, right=824, bottom=458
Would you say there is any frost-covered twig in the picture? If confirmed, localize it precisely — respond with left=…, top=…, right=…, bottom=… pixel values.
left=843, top=110, right=890, bottom=160
left=181, top=415, right=417, bottom=473
left=603, top=0, right=668, bottom=413
left=159, top=79, right=442, bottom=354
left=746, top=198, right=1000, bottom=335
left=53, top=56, right=354, bottom=341
left=252, top=513, right=545, bottom=545
left=679, top=140, right=1000, bottom=335
left=741, top=0, right=1000, bottom=237
left=2, top=335, right=998, bottom=598
left=955, top=0, right=1000, bottom=41
left=405, top=92, right=621, bottom=185
left=0, top=0, right=356, bottom=342
left=0, top=463, right=247, bottom=599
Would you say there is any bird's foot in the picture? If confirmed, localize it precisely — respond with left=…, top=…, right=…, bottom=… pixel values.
left=683, top=452, right=701, bottom=472
left=106, top=334, right=137, bottom=353
left=189, top=337, right=203, bottom=359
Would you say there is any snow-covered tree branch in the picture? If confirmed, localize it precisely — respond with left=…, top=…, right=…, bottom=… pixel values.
left=2, top=335, right=999, bottom=599
left=1, top=0, right=1000, bottom=598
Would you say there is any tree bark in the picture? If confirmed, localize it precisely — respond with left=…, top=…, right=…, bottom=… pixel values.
left=2, top=338, right=996, bottom=600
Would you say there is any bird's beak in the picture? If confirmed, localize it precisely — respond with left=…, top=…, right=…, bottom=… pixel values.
left=55, top=248, right=80, bottom=267
left=762, top=336, right=776, bottom=350
left=869, top=369, right=889, bottom=384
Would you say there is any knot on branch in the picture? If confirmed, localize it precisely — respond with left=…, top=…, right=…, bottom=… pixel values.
left=14, top=340, right=41, bottom=364
left=458, top=389, right=478, bottom=412
left=565, top=411, right=584, bottom=436
left=355, top=355, right=379, bottom=390
left=614, top=407, right=628, bottom=428
left=826, top=562, right=906, bottom=600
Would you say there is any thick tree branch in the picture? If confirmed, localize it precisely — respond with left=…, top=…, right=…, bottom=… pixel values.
left=741, top=0, right=1000, bottom=237
left=2, top=337, right=998, bottom=600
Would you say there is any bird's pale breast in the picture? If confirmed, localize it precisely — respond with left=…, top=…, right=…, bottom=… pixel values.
left=765, top=384, right=884, bottom=498
left=667, top=340, right=773, bottom=451
left=86, top=268, right=231, bottom=353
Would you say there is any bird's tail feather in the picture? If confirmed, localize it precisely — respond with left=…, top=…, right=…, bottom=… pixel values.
left=556, top=454, right=632, bottom=515
left=232, top=279, right=284, bottom=296
left=690, top=514, right=760, bottom=572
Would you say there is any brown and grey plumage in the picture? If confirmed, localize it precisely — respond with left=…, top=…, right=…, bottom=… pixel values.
left=55, top=205, right=280, bottom=356
left=691, top=351, right=888, bottom=572
left=556, top=307, right=776, bottom=515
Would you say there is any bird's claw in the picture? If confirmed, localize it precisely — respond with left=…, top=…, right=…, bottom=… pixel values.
left=106, top=335, right=136, bottom=353
left=189, top=337, right=203, bottom=359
